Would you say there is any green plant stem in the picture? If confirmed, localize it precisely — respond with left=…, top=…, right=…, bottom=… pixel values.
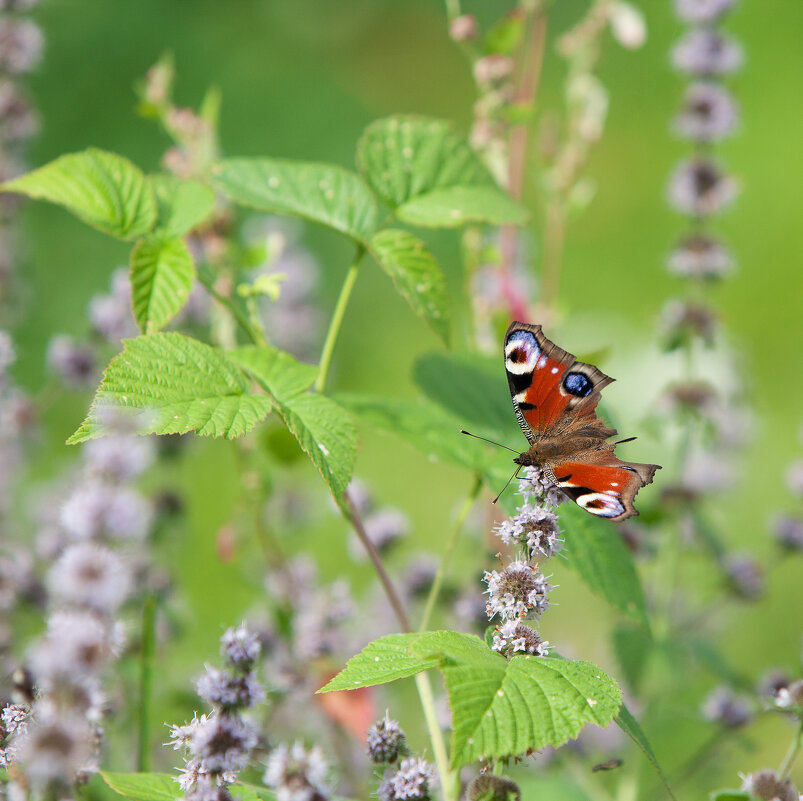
left=414, top=671, right=458, bottom=801
left=315, top=245, right=364, bottom=393
left=443, top=0, right=461, bottom=21
left=779, top=718, right=803, bottom=779
left=343, top=490, right=456, bottom=801
left=419, top=475, right=482, bottom=632
left=137, top=594, right=157, bottom=772
left=197, top=267, right=264, bottom=346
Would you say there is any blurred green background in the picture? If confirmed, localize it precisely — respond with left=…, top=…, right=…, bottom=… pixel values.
left=8, top=0, right=803, bottom=796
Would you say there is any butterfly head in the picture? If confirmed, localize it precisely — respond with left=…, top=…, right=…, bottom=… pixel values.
left=514, top=449, right=538, bottom=468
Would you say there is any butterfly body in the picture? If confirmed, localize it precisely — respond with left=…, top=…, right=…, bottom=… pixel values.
left=504, top=321, right=660, bottom=521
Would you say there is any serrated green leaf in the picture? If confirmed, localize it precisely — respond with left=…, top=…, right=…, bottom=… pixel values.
left=320, top=631, right=621, bottom=770
left=318, top=633, right=440, bottom=692
left=212, top=158, right=380, bottom=244
left=228, top=345, right=318, bottom=402
left=150, top=174, right=215, bottom=237
left=357, top=116, right=495, bottom=208
left=443, top=648, right=621, bottom=768
left=561, top=504, right=649, bottom=628
left=368, top=229, right=450, bottom=345
left=414, top=351, right=518, bottom=443
left=1, top=148, right=156, bottom=240
left=230, top=783, right=276, bottom=801
left=336, top=393, right=487, bottom=469
left=227, top=346, right=354, bottom=502
left=100, top=774, right=280, bottom=801
left=130, top=237, right=196, bottom=334
left=100, top=772, right=180, bottom=801
left=277, top=392, right=356, bottom=501
left=397, top=185, right=528, bottom=228
left=616, top=704, right=676, bottom=800
left=68, top=333, right=272, bottom=443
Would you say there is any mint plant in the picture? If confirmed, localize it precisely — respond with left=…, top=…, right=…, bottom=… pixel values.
left=0, top=3, right=800, bottom=801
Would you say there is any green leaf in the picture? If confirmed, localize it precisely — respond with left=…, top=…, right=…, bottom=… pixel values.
left=150, top=174, right=215, bottom=237
left=231, top=783, right=276, bottom=801
left=212, top=158, right=380, bottom=244
left=356, top=116, right=495, bottom=208
left=1, top=148, right=156, bottom=240
left=560, top=504, right=649, bottom=628
left=277, top=393, right=356, bottom=501
left=228, top=345, right=319, bottom=402
left=318, top=633, right=440, bottom=692
left=484, top=13, right=526, bottom=55
left=368, top=229, right=450, bottom=345
left=68, top=333, right=273, bottom=443
left=228, top=346, right=355, bottom=502
left=443, top=648, right=621, bottom=769
left=336, top=393, right=495, bottom=470
left=100, top=772, right=179, bottom=801
left=413, top=351, right=517, bottom=442
left=397, top=185, right=528, bottom=228
left=616, top=705, right=676, bottom=801
left=710, top=793, right=753, bottom=801
left=130, top=237, right=196, bottom=334
left=320, top=631, right=621, bottom=770
left=100, top=774, right=280, bottom=801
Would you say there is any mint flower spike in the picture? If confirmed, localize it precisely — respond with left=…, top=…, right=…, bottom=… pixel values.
left=492, top=620, right=550, bottom=659
left=263, top=741, right=332, bottom=801
left=484, top=561, right=552, bottom=621
left=366, top=712, right=407, bottom=765
left=494, top=504, right=561, bottom=560
left=739, top=770, right=798, bottom=801
left=169, top=624, right=265, bottom=800
left=378, top=756, right=437, bottom=801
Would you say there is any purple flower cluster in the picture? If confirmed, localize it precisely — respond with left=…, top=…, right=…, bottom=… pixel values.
left=666, top=0, right=741, bottom=283
left=0, top=0, right=42, bottom=296
left=170, top=625, right=264, bottom=801
left=2, top=410, right=154, bottom=796
left=366, top=713, right=435, bottom=801
left=485, top=467, right=562, bottom=659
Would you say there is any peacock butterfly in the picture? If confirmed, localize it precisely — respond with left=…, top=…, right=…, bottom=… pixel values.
left=504, top=321, right=660, bottom=521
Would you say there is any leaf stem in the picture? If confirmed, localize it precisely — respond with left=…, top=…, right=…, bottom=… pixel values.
left=779, top=717, right=803, bottom=779
left=137, top=594, right=157, bottom=772
left=315, top=245, right=364, bottom=393
left=343, top=490, right=457, bottom=801
left=419, top=476, right=482, bottom=632
left=197, top=266, right=264, bottom=346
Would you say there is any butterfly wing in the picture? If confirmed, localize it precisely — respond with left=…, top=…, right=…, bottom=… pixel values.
left=551, top=456, right=660, bottom=521
left=504, top=321, right=660, bottom=521
left=504, top=321, right=614, bottom=441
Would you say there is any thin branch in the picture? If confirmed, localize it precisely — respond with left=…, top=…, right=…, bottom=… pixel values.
left=344, top=490, right=411, bottom=633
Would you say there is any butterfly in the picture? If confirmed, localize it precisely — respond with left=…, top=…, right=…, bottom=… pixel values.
left=504, top=321, right=660, bottom=521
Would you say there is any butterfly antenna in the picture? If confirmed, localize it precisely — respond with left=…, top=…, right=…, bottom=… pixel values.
left=492, top=466, right=520, bottom=504
left=460, top=429, right=519, bottom=454
left=614, top=436, right=637, bottom=445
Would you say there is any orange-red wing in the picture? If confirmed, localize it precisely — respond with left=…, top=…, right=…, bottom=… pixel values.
left=551, top=458, right=660, bottom=522
left=504, top=321, right=613, bottom=440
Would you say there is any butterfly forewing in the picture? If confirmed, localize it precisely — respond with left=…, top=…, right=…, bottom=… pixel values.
left=504, top=322, right=613, bottom=437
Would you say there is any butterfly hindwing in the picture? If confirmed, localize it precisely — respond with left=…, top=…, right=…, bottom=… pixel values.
left=551, top=457, right=660, bottom=521
left=504, top=321, right=614, bottom=441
